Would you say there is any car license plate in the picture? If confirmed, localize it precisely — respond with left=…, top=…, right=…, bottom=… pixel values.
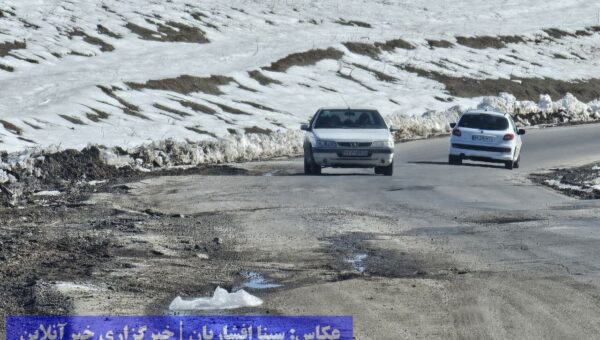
left=342, top=150, right=369, bottom=157
left=472, top=135, right=495, bottom=143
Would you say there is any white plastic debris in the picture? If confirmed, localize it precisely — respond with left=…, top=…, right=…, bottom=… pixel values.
left=169, top=287, right=263, bottom=311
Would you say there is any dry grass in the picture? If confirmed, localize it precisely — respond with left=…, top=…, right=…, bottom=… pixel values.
left=351, top=63, right=396, bottom=82
left=0, top=64, right=14, bottom=72
left=0, top=120, right=23, bottom=135
left=98, top=86, right=150, bottom=120
left=85, top=109, right=111, bottom=122
left=427, top=39, right=454, bottom=48
left=58, top=115, right=86, bottom=125
left=375, top=38, right=415, bottom=51
left=0, top=41, right=26, bottom=57
left=400, top=64, right=600, bottom=102
left=127, top=75, right=234, bottom=95
left=153, top=103, right=191, bottom=117
left=206, top=101, right=252, bottom=115
left=185, top=126, right=217, bottom=138
left=96, top=25, right=122, bottom=39
left=244, top=126, right=272, bottom=135
left=248, top=70, right=282, bottom=86
left=335, top=19, right=372, bottom=28
left=343, top=42, right=380, bottom=59
left=177, top=100, right=217, bottom=115
left=264, top=48, right=344, bottom=72
left=126, top=21, right=208, bottom=43
left=69, top=30, right=114, bottom=52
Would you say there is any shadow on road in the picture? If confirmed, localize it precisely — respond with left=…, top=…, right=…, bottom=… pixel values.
left=407, top=161, right=507, bottom=170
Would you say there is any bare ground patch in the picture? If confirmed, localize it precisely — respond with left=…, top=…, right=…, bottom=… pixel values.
left=343, top=42, right=380, bottom=59
left=427, top=39, right=454, bottom=48
left=185, top=126, right=217, bottom=138
left=126, top=21, right=208, bottom=43
left=69, top=29, right=114, bottom=52
left=98, top=86, right=150, bottom=120
left=244, top=126, right=272, bottom=135
left=0, top=40, right=26, bottom=57
left=58, top=114, right=86, bottom=125
left=153, top=103, right=192, bottom=117
left=399, top=64, right=600, bottom=102
left=351, top=63, right=396, bottom=82
left=0, top=64, right=14, bottom=72
left=531, top=163, right=600, bottom=200
left=455, top=35, right=526, bottom=49
left=0, top=120, right=23, bottom=135
left=85, top=109, right=111, bottom=122
left=264, top=48, right=343, bottom=72
left=248, top=70, right=282, bottom=86
left=127, top=75, right=234, bottom=95
left=335, top=19, right=372, bottom=28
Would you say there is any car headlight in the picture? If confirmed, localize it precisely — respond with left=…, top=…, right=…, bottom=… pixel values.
left=316, top=139, right=337, bottom=148
left=372, top=140, right=393, bottom=148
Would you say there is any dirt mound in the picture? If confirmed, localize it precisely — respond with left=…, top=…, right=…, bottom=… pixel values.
left=264, top=48, right=343, bottom=72
left=127, top=75, right=234, bottom=95
left=35, top=146, right=133, bottom=186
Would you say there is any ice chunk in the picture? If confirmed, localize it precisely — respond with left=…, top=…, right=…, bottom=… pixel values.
left=169, top=287, right=263, bottom=311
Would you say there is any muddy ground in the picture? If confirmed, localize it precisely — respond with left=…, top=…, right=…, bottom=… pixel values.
left=532, top=162, right=600, bottom=199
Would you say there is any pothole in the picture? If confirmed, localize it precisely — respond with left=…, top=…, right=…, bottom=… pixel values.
left=235, top=271, right=282, bottom=290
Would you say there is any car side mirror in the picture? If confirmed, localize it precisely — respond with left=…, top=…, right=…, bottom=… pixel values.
left=389, top=126, right=399, bottom=132
left=517, top=129, right=526, bottom=135
left=300, top=124, right=310, bottom=131
left=449, top=123, right=456, bottom=128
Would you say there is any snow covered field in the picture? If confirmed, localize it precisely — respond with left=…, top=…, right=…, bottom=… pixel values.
left=1, top=0, right=600, bottom=160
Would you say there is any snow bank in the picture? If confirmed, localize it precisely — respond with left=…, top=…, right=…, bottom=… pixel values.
left=478, top=92, right=600, bottom=125
left=169, top=287, right=263, bottom=311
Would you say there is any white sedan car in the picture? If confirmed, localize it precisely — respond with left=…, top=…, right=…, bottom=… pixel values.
left=449, top=110, right=525, bottom=169
left=301, top=108, right=396, bottom=175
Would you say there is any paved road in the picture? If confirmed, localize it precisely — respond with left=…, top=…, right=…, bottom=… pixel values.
left=93, top=123, right=600, bottom=339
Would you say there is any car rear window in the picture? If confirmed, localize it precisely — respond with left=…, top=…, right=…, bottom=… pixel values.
left=314, top=110, right=387, bottom=129
left=458, top=114, right=509, bottom=131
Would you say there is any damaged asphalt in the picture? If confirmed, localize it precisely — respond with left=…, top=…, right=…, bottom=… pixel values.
left=1, top=123, right=600, bottom=338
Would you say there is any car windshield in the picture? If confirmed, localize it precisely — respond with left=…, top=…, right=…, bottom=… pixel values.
left=458, top=114, right=509, bottom=131
left=314, top=109, right=387, bottom=129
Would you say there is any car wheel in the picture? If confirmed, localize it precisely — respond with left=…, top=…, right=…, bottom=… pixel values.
left=514, top=157, right=520, bottom=169
left=305, top=147, right=321, bottom=175
left=505, top=160, right=514, bottom=170
left=449, top=155, right=462, bottom=165
left=374, top=167, right=381, bottom=175
left=303, top=153, right=312, bottom=175
left=379, top=162, right=393, bottom=176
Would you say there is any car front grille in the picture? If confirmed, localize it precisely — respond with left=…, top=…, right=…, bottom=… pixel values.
left=337, top=142, right=372, bottom=147
left=452, top=143, right=511, bottom=153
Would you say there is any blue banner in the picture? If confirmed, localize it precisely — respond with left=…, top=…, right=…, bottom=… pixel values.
left=6, top=316, right=352, bottom=340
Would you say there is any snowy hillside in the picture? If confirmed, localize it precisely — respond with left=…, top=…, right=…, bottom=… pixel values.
left=1, top=0, right=600, bottom=155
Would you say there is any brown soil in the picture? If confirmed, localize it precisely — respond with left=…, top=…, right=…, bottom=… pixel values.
left=153, top=103, right=192, bottom=117
left=69, top=30, right=114, bottom=52
left=178, top=100, right=217, bottom=115
left=0, top=64, right=14, bottom=72
left=96, top=24, right=122, bottom=39
left=375, top=38, right=415, bottom=51
left=58, top=115, right=86, bottom=125
left=264, top=48, right=344, bottom=72
left=85, top=109, right=111, bottom=122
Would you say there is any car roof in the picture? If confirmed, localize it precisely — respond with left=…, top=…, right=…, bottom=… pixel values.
left=318, top=107, right=379, bottom=111
left=461, top=109, right=507, bottom=117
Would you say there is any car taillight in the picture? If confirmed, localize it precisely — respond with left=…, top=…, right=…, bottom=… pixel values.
left=503, top=133, right=515, bottom=141
left=452, top=129, right=461, bottom=137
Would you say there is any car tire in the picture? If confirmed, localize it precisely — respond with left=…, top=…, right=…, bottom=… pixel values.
left=514, top=157, right=520, bottom=169
left=304, top=154, right=312, bottom=175
left=377, top=162, right=393, bottom=176
left=304, top=147, right=321, bottom=175
left=449, top=155, right=462, bottom=165
left=505, top=160, right=514, bottom=170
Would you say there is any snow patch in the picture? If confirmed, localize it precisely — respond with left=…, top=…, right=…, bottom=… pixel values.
left=169, top=287, right=263, bottom=311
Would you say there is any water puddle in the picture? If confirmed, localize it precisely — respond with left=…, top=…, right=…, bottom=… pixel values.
left=236, top=272, right=282, bottom=290
left=345, top=254, right=368, bottom=273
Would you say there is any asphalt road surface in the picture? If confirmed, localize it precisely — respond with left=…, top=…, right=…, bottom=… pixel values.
left=86, top=123, right=600, bottom=339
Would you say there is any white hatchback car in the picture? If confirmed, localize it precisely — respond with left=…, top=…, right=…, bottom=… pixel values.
left=301, top=108, right=397, bottom=175
left=449, top=110, right=525, bottom=169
